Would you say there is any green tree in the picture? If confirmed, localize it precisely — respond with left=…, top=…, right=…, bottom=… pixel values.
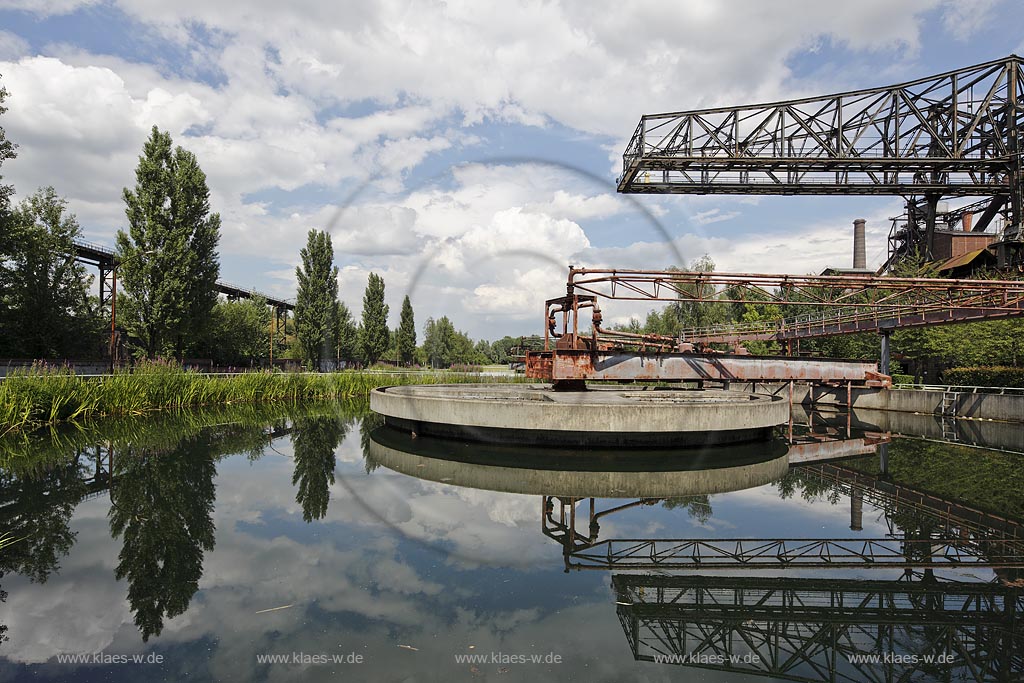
left=423, top=316, right=454, bottom=367
left=359, top=273, right=389, bottom=365
left=295, top=229, right=339, bottom=369
left=1, top=188, right=101, bottom=358
left=203, top=297, right=270, bottom=366
left=335, top=300, right=359, bottom=364
left=396, top=295, right=416, bottom=365
left=118, top=126, right=221, bottom=359
left=0, top=75, right=20, bottom=350
left=666, top=255, right=728, bottom=331
left=0, top=73, right=14, bottom=216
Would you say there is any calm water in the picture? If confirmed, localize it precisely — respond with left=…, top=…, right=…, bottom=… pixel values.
left=0, top=402, right=1022, bottom=682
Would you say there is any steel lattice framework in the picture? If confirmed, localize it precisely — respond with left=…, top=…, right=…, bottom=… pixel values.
left=524, top=267, right=1024, bottom=369
left=618, top=55, right=1024, bottom=265
left=619, top=57, right=1021, bottom=211
left=615, top=574, right=1023, bottom=683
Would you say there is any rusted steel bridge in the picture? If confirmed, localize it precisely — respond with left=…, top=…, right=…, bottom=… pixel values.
left=73, top=240, right=294, bottom=313
left=618, top=55, right=1024, bottom=268
left=524, top=267, right=1024, bottom=386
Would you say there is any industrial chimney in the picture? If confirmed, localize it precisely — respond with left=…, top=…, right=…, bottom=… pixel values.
left=853, top=218, right=866, bottom=269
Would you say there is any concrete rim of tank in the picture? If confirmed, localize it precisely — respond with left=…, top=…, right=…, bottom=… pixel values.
left=369, top=383, right=788, bottom=434
left=366, top=429, right=790, bottom=498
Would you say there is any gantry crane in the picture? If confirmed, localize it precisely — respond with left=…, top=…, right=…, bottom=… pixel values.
left=618, top=55, right=1024, bottom=269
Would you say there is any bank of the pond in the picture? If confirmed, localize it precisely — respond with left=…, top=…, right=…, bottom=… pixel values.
left=0, top=364, right=524, bottom=434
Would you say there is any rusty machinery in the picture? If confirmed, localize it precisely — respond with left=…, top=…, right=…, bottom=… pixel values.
left=524, top=266, right=1024, bottom=388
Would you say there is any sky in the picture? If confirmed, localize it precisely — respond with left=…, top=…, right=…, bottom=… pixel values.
left=0, top=0, right=1022, bottom=339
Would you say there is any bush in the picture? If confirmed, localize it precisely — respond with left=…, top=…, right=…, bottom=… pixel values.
left=891, top=373, right=915, bottom=385
left=942, top=366, right=1024, bottom=389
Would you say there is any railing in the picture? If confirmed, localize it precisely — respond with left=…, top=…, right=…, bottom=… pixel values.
left=891, top=383, right=1024, bottom=396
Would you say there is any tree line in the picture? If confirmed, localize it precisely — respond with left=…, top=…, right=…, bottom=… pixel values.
left=292, top=227, right=534, bottom=369
left=0, top=75, right=527, bottom=369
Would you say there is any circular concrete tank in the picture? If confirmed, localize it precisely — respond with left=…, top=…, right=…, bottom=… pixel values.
left=370, top=383, right=788, bottom=447
left=365, top=427, right=790, bottom=498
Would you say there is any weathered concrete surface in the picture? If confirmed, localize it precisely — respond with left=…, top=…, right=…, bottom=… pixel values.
left=366, top=427, right=790, bottom=498
left=370, top=384, right=788, bottom=446
left=798, top=385, right=1024, bottom=424
left=735, top=382, right=1024, bottom=424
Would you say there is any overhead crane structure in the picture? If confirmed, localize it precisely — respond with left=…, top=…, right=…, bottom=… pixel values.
left=618, top=55, right=1024, bottom=268
left=526, top=60, right=1024, bottom=382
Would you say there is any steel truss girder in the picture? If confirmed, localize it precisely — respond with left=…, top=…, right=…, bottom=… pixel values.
left=618, top=57, right=1023, bottom=213
left=555, top=267, right=1024, bottom=347
left=566, top=536, right=1024, bottom=570
left=71, top=239, right=296, bottom=312
left=615, top=575, right=1023, bottom=683
left=567, top=268, right=1024, bottom=311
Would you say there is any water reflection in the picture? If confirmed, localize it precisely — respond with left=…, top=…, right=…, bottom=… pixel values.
left=0, top=402, right=1022, bottom=681
left=0, top=404, right=352, bottom=647
left=109, top=439, right=217, bottom=642
left=615, top=573, right=1022, bottom=681
left=370, top=407, right=1024, bottom=681
left=290, top=415, right=347, bottom=522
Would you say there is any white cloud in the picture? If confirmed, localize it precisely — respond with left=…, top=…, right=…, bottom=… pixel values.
left=0, top=29, right=28, bottom=60
left=692, top=208, right=741, bottom=226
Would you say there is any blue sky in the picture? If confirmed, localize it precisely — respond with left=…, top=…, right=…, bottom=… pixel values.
left=1, top=0, right=1022, bottom=338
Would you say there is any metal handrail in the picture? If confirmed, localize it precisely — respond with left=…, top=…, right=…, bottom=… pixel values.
left=891, top=383, right=1024, bottom=395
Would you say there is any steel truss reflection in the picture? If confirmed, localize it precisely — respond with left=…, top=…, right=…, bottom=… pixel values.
left=614, top=573, right=1023, bottom=683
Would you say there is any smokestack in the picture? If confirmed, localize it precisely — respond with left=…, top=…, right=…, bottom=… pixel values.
left=850, top=488, right=864, bottom=531
left=853, top=218, right=866, bottom=269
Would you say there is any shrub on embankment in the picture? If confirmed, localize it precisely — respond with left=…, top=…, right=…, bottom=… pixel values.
left=0, top=361, right=516, bottom=435
left=942, top=366, right=1024, bottom=388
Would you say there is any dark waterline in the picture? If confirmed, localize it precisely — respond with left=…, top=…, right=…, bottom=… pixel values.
left=1, top=402, right=1022, bottom=682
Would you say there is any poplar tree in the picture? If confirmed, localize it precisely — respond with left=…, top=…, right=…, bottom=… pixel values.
left=0, top=74, right=14, bottom=216
left=396, top=295, right=416, bottom=365
left=359, top=273, right=389, bottom=365
left=295, top=229, right=339, bottom=369
left=335, top=300, right=359, bottom=364
left=118, top=126, right=221, bottom=358
left=0, top=76, right=19, bottom=348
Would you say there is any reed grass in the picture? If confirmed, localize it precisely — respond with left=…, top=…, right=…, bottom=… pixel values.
left=0, top=360, right=528, bottom=435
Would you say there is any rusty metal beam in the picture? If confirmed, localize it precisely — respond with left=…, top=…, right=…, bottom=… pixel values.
left=527, top=349, right=885, bottom=384
left=548, top=267, right=1024, bottom=348
left=786, top=436, right=887, bottom=463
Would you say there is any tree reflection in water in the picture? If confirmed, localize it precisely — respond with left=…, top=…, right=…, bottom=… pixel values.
left=290, top=415, right=347, bottom=522
left=108, top=438, right=217, bottom=642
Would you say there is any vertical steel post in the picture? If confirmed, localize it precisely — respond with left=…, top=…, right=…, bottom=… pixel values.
left=880, top=331, right=891, bottom=376
left=109, top=269, right=118, bottom=370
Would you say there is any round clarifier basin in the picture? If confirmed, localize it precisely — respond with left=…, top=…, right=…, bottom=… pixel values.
left=370, top=383, right=788, bottom=447
left=365, top=427, right=790, bottom=498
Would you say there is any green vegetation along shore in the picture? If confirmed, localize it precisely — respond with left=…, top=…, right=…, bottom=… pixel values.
left=0, top=361, right=523, bottom=435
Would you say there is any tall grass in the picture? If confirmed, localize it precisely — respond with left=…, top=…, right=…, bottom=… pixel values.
left=0, top=360, right=529, bottom=435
